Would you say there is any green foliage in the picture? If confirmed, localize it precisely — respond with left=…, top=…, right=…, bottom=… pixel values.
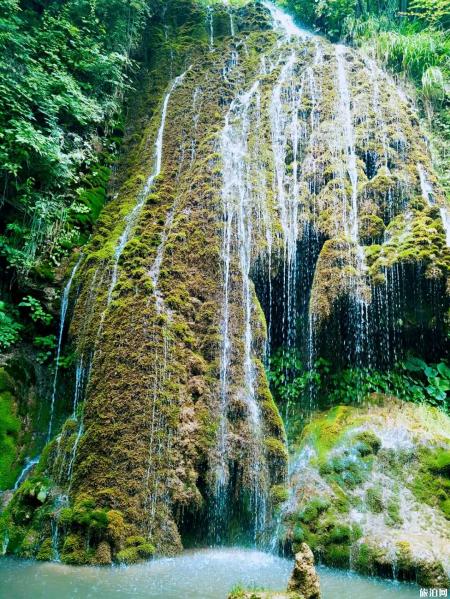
left=267, top=348, right=326, bottom=407
left=402, top=357, right=450, bottom=405
left=33, top=335, right=57, bottom=364
left=386, top=497, right=403, bottom=525
left=268, top=348, right=450, bottom=417
left=0, top=301, right=22, bottom=349
left=19, top=296, right=52, bottom=326
left=0, top=0, right=154, bottom=277
left=372, top=28, right=449, bottom=84
left=411, top=447, right=450, bottom=519
left=407, top=0, right=450, bottom=27
left=366, top=485, right=384, bottom=513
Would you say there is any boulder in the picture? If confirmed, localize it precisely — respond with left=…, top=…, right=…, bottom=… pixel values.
left=287, top=544, right=321, bottom=599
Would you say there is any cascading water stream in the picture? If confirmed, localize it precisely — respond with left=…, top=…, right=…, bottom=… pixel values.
left=217, top=79, right=269, bottom=540
left=107, top=69, right=189, bottom=306
left=229, top=10, right=235, bottom=36
left=417, top=163, right=434, bottom=206
left=66, top=423, right=83, bottom=490
left=207, top=6, right=214, bottom=51
left=13, top=455, right=40, bottom=490
left=262, top=1, right=312, bottom=39
left=49, top=68, right=190, bottom=487
left=335, top=45, right=360, bottom=244
left=65, top=356, right=91, bottom=489
left=417, top=163, right=450, bottom=247
left=440, top=207, right=450, bottom=247
left=335, top=45, right=369, bottom=365
left=269, top=51, right=305, bottom=419
left=47, top=253, right=84, bottom=441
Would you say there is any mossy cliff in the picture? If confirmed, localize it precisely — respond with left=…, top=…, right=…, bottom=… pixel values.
left=0, top=359, right=51, bottom=496
left=1, top=0, right=448, bottom=566
left=278, top=397, right=450, bottom=588
left=1, top=1, right=287, bottom=563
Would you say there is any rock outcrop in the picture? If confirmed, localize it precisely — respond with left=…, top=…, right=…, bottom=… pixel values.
left=278, top=396, right=450, bottom=588
left=287, top=544, right=321, bottom=599
left=228, top=543, right=320, bottom=599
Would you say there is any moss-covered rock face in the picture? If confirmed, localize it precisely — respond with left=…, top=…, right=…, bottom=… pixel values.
left=2, top=0, right=448, bottom=565
left=278, top=397, right=450, bottom=587
left=0, top=361, right=50, bottom=494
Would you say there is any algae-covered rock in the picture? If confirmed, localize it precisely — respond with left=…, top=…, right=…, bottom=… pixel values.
left=228, top=543, right=320, bottom=599
left=279, top=397, right=450, bottom=587
left=287, top=544, right=321, bottom=599
left=95, top=540, right=112, bottom=565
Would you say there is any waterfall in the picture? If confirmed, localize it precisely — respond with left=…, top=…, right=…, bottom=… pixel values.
left=47, top=253, right=83, bottom=441
left=66, top=423, right=83, bottom=489
left=417, top=163, right=434, bottom=205
left=336, top=46, right=359, bottom=243
left=1, top=529, right=8, bottom=556
left=51, top=520, right=60, bottom=562
left=191, top=86, right=202, bottom=164
left=335, top=45, right=369, bottom=365
left=440, top=207, right=450, bottom=247
left=217, top=79, right=269, bottom=540
left=13, top=455, right=40, bottom=490
left=229, top=10, right=235, bottom=37
left=36, top=0, right=448, bottom=561
left=418, top=164, right=450, bottom=246
left=262, top=1, right=312, bottom=38
left=270, top=51, right=302, bottom=362
left=207, top=6, right=214, bottom=51
left=107, top=69, right=190, bottom=305
left=365, top=56, right=389, bottom=168
left=72, top=357, right=86, bottom=418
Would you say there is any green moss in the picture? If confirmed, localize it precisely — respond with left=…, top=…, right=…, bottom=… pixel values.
left=0, top=389, right=21, bottom=489
left=298, top=497, right=330, bottom=524
left=18, top=530, right=39, bottom=558
left=68, top=498, right=109, bottom=532
left=411, top=447, right=450, bottom=519
left=425, top=449, right=450, bottom=475
left=36, top=538, right=53, bottom=561
left=61, top=533, right=91, bottom=565
left=270, top=484, right=289, bottom=505
left=116, top=536, right=155, bottom=564
left=320, top=453, right=368, bottom=490
left=366, top=486, right=384, bottom=513
left=354, top=543, right=378, bottom=574
left=106, top=509, right=125, bottom=545
left=441, top=498, right=450, bottom=518
left=323, top=543, right=350, bottom=567
left=352, top=431, right=381, bottom=456
left=292, top=522, right=305, bottom=543
left=0, top=368, right=14, bottom=392
left=264, top=438, right=288, bottom=462
left=327, top=523, right=353, bottom=544
left=302, top=405, right=355, bottom=463
left=386, top=497, right=403, bottom=526
left=359, top=214, right=385, bottom=244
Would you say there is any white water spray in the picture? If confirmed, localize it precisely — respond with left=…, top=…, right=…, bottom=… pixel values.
left=47, top=254, right=83, bottom=441
left=13, top=455, right=40, bottom=490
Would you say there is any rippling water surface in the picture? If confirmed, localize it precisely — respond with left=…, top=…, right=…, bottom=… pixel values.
left=0, top=548, right=419, bottom=598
